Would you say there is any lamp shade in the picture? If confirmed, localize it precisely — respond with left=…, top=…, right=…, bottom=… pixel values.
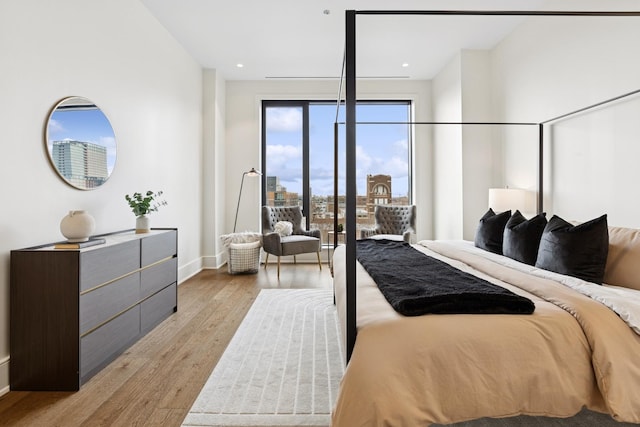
left=246, top=167, right=262, bottom=177
left=488, top=188, right=535, bottom=214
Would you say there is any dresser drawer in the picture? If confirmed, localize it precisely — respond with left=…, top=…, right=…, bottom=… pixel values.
left=140, top=257, right=177, bottom=299
left=141, top=230, right=177, bottom=267
left=80, top=240, right=140, bottom=292
left=80, top=273, right=140, bottom=335
left=80, top=305, right=140, bottom=383
left=141, top=283, right=176, bottom=334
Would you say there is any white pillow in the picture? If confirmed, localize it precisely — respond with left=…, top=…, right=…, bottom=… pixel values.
left=274, top=221, right=293, bottom=236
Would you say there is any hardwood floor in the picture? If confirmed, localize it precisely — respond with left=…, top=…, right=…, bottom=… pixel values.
left=0, top=263, right=333, bottom=426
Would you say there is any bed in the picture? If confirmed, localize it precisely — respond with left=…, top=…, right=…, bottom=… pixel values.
left=331, top=224, right=640, bottom=426
left=332, top=8, right=640, bottom=426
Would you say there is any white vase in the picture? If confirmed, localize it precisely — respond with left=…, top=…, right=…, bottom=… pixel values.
left=136, top=215, right=150, bottom=234
left=60, top=210, right=95, bottom=242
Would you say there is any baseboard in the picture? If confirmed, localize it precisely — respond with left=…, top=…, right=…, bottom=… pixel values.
left=0, top=356, right=9, bottom=396
left=201, top=251, right=226, bottom=269
left=178, top=258, right=203, bottom=284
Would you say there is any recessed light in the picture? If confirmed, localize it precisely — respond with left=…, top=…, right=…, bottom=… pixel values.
left=236, top=63, right=244, bottom=68
left=402, top=63, right=409, bottom=68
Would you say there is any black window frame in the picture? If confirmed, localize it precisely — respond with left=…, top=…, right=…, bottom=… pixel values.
left=261, top=99, right=413, bottom=231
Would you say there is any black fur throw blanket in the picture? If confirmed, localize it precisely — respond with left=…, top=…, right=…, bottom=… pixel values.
left=356, top=239, right=535, bottom=316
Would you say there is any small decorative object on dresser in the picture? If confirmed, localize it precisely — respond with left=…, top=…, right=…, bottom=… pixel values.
left=125, top=190, right=167, bottom=233
left=59, top=210, right=95, bottom=242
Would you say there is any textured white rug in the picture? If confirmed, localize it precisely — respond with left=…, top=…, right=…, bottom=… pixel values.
left=182, top=289, right=344, bottom=427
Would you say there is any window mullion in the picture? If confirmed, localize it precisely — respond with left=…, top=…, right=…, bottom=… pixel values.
left=302, top=103, right=310, bottom=230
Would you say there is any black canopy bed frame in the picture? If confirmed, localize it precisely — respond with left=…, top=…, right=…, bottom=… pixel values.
left=336, top=9, right=640, bottom=364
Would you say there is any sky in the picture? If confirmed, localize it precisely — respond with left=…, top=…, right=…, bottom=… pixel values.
left=47, top=107, right=117, bottom=173
left=265, top=102, right=410, bottom=197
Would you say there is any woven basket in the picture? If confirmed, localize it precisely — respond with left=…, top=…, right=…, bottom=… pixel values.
left=228, top=240, right=261, bottom=274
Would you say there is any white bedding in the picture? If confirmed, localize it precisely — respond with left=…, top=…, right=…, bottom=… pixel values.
left=423, top=240, right=640, bottom=335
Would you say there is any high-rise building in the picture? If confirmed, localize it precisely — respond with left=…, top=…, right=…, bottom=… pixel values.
left=52, top=140, right=108, bottom=188
left=266, top=176, right=280, bottom=192
left=265, top=175, right=300, bottom=207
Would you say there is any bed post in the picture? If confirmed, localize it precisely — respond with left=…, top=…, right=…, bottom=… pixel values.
left=538, top=123, right=544, bottom=214
left=345, top=9, right=357, bottom=364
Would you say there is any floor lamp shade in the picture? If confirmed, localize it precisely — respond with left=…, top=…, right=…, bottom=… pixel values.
left=234, top=168, right=262, bottom=232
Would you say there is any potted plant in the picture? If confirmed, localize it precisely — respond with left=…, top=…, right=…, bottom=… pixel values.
left=125, top=190, right=167, bottom=233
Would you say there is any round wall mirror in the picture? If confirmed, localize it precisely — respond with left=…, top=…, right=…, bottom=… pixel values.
left=45, top=96, right=116, bottom=190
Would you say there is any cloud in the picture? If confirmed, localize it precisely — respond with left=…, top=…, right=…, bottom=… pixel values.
left=384, top=156, right=409, bottom=176
left=307, top=138, right=410, bottom=196
left=355, top=145, right=372, bottom=170
left=394, top=138, right=408, bottom=153
left=266, top=144, right=301, bottom=161
left=265, top=144, right=302, bottom=186
left=266, top=107, right=302, bottom=132
left=47, top=119, right=65, bottom=135
left=101, top=136, right=117, bottom=172
left=270, top=137, right=410, bottom=197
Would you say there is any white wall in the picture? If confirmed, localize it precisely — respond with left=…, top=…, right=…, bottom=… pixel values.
left=492, top=10, right=640, bottom=227
left=0, top=0, right=203, bottom=393
left=432, top=55, right=464, bottom=239
left=202, top=69, right=227, bottom=268
left=224, top=79, right=433, bottom=252
left=460, top=50, right=500, bottom=239
left=432, top=50, right=502, bottom=240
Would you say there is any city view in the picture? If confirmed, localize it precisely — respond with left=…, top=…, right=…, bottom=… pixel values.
left=266, top=173, right=409, bottom=238
left=264, top=101, right=412, bottom=239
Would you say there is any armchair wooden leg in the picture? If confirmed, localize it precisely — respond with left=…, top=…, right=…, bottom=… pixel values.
left=264, top=253, right=269, bottom=267
left=316, top=251, right=322, bottom=271
left=277, top=256, right=281, bottom=279
left=294, top=255, right=297, bottom=264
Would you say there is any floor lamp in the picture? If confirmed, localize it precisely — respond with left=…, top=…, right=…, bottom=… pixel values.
left=233, top=167, right=262, bottom=232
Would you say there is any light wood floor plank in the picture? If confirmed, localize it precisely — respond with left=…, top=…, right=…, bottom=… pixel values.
left=0, top=264, right=333, bottom=426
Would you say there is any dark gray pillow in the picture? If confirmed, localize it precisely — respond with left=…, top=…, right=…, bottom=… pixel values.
left=535, top=214, right=609, bottom=284
left=503, top=211, right=547, bottom=265
left=474, top=208, right=511, bottom=254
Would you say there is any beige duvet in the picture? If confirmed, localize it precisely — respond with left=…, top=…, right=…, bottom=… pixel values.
left=331, top=241, right=640, bottom=426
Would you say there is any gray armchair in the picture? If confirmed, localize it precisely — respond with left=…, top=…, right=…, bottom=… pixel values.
left=360, top=205, right=416, bottom=243
left=262, top=206, right=322, bottom=278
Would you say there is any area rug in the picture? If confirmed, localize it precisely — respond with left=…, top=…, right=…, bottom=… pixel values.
left=182, top=288, right=344, bottom=427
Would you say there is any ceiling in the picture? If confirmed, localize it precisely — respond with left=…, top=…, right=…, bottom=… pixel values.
left=139, top=0, right=634, bottom=81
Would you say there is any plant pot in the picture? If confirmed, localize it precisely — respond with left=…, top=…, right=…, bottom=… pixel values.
left=60, top=210, right=95, bottom=242
left=136, top=215, right=150, bottom=234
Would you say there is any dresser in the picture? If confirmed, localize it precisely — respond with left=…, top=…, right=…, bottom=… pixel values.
left=10, top=228, right=178, bottom=391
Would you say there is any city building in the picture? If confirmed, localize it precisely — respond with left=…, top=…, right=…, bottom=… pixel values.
left=51, top=140, right=109, bottom=189
left=366, top=174, right=392, bottom=216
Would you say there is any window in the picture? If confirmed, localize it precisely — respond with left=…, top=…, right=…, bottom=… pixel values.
left=262, top=100, right=412, bottom=238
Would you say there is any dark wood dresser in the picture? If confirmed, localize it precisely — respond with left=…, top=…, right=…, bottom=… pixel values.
left=10, top=228, right=178, bottom=391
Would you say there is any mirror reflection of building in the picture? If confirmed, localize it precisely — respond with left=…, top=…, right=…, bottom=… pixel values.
left=51, top=140, right=109, bottom=189
left=45, top=96, right=116, bottom=190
